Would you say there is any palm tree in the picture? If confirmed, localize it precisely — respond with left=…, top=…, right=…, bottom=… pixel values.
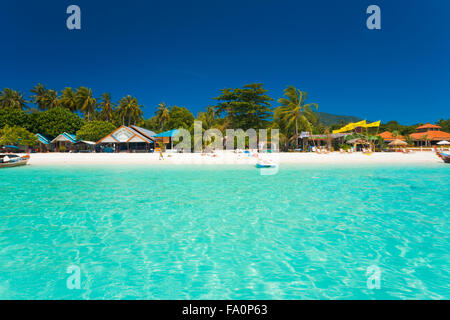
left=46, top=89, right=60, bottom=109
left=60, top=87, right=77, bottom=112
left=197, top=106, right=215, bottom=130
left=99, top=93, right=115, bottom=122
left=0, top=88, right=28, bottom=110
left=275, top=86, right=318, bottom=149
left=75, top=87, right=97, bottom=121
left=30, top=84, right=50, bottom=110
left=118, top=95, right=143, bottom=126
left=129, top=101, right=144, bottom=126
left=391, top=130, right=400, bottom=140
left=156, top=102, right=170, bottom=130
left=422, top=134, right=429, bottom=147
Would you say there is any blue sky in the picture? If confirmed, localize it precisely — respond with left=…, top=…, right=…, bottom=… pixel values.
left=1, top=0, right=449, bottom=124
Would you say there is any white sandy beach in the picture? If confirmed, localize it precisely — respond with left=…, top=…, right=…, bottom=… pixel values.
left=20, top=151, right=444, bottom=166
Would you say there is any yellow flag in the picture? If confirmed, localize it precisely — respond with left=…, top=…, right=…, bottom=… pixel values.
left=365, top=121, right=380, bottom=128
left=349, top=120, right=367, bottom=129
left=332, top=120, right=368, bottom=134
left=332, top=125, right=350, bottom=134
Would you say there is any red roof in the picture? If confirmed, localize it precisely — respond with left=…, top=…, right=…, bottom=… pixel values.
left=415, top=123, right=441, bottom=130
left=378, top=131, right=405, bottom=141
left=410, top=130, right=450, bottom=141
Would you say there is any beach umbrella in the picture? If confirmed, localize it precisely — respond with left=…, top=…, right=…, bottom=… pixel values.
left=437, top=140, right=450, bottom=145
left=388, top=139, right=407, bottom=146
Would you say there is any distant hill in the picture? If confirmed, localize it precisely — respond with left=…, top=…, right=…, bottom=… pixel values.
left=314, top=112, right=362, bottom=126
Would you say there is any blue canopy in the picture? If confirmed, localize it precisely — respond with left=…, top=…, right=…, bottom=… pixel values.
left=153, top=129, right=179, bottom=138
left=2, top=145, right=19, bottom=149
left=63, top=132, right=77, bottom=143
left=36, top=133, right=50, bottom=145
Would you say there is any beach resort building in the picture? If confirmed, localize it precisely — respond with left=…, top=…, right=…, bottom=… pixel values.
left=35, top=133, right=51, bottom=152
left=302, top=133, right=351, bottom=151
left=153, top=129, right=179, bottom=150
left=51, top=132, right=95, bottom=152
left=96, top=125, right=156, bottom=152
left=377, top=131, right=405, bottom=142
left=51, top=132, right=78, bottom=152
left=409, top=124, right=450, bottom=146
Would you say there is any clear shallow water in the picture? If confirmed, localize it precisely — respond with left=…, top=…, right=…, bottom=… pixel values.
left=0, top=164, right=449, bottom=300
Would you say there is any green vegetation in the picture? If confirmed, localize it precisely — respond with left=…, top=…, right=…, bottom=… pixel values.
left=275, top=86, right=318, bottom=149
left=28, top=107, right=84, bottom=139
left=213, top=83, right=273, bottom=130
left=378, top=121, right=418, bottom=136
left=75, top=87, right=97, bottom=121
left=0, top=107, right=30, bottom=129
left=144, top=103, right=194, bottom=132
left=315, top=112, right=362, bottom=126
left=98, top=93, right=115, bottom=122
left=76, top=121, right=116, bottom=142
left=0, top=89, right=28, bottom=110
left=438, top=119, right=450, bottom=132
left=117, top=95, right=143, bottom=126
left=0, top=125, right=38, bottom=146
left=0, top=83, right=448, bottom=151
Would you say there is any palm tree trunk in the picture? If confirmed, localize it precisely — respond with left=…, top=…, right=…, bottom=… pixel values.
left=295, top=118, right=299, bottom=149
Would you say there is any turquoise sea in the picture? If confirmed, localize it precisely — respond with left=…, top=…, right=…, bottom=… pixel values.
left=0, top=164, right=449, bottom=299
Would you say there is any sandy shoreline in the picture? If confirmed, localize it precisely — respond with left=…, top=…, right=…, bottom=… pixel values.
left=16, top=151, right=445, bottom=166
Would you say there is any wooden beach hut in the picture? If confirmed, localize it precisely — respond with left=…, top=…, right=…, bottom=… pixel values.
left=51, top=132, right=77, bottom=152
left=35, top=133, right=51, bottom=152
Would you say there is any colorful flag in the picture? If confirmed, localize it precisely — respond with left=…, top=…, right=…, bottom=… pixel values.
left=364, top=121, right=381, bottom=128
left=332, top=120, right=367, bottom=134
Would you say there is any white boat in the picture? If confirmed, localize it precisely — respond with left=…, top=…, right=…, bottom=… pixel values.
left=0, top=154, right=30, bottom=168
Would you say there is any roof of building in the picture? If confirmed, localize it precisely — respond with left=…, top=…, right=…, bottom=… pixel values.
left=50, top=132, right=77, bottom=144
left=410, top=130, right=450, bottom=141
left=130, top=125, right=156, bottom=138
left=35, top=133, right=50, bottom=145
left=153, top=129, right=179, bottom=137
left=415, top=123, right=441, bottom=130
left=377, top=131, right=405, bottom=141
left=74, top=140, right=96, bottom=145
left=96, top=125, right=155, bottom=144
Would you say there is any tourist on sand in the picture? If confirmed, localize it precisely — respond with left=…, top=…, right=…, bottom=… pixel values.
left=159, top=150, right=164, bottom=160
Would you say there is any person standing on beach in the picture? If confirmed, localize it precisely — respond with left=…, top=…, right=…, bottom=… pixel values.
left=159, top=150, right=164, bottom=160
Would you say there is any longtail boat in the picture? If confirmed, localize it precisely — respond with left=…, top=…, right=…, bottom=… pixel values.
left=0, top=154, right=30, bottom=168
left=434, top=147, right=450, bottom=163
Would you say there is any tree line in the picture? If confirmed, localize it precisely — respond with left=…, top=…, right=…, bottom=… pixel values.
left=0, top=83, right=448, bottom=149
